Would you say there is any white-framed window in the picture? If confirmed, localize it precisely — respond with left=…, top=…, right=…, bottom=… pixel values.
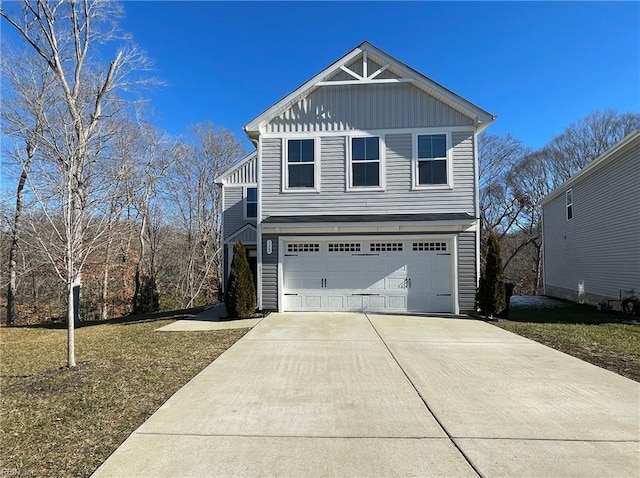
left=566, top=189, right=573, bottom=220
left=412, top=133, right=451, bottom=188
left=244, top=186, right=257, bottom=219
left=347, top=136, right=384, bottom=190
left=283, top=138, right=319, bottom=191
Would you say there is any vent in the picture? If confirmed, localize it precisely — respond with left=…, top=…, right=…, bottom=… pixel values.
left=328, top=243, right=361, bottom=252
left=413, top=242, right=448, bottom=252
left=370, top=242, right=404, bottom=252
left=287, top=243, right=320, bottom=253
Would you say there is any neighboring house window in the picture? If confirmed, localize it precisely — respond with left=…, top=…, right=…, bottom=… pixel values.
left=286, top=139, right=315, bottom=188
left=245, top=187, right=257, bottom=219
left=416, top=134, right=448, bottom=185
left=350, top=136, right=381, bottom=188
left=566, top=189, right=573, bottom=220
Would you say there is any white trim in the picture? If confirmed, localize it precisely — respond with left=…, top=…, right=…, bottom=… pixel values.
left=316, top=78, right=413, bottom=86
left=244, top=42, right=495, bottom=134
left=346, top=134, right=386, bottom=191
left=452, top=235, right=460, bottom=314
left=277, top=237, right=284, bottom=313
left=257, top=139, right=263, bottom=310
left=261, top=125, right=474, bottom=140
left=262, top=221, right=476, bottom=235
left=242, top=185, right=258, bottom=220
left=215, top=151, right=257, bottom=185
left=473, top=131, right=480, bottom=291
left=277, top=233, right=459, bottom=314
left=411, top=132, right=453, bottom=190
left=339, top=65, right=363, bottom=80
left=565, top=188, right=573, bottom=221
left=281, top=137, right=321, bottom=193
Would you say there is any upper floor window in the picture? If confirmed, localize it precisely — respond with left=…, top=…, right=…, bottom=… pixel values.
left=350, top=136, right=382, bottom=188
left=566, top=189, right=573, bottom=220
left=416, top=133, right=448, bottom=186
left=286, top=139, right=315, bottom=189
left=245, top=187, right=257, bottom=219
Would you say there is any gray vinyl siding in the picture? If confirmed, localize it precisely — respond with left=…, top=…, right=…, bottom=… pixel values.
left=261, top=234, right=279, bottom=310
left=458, top=231, right=477, bottom=312
left=543, top=140, right=640, bottom=302
left=222, top=187, right=256, bottom=241
left=266, top=83, right=473, bottom=133
left=260, top=132, right=475, bottom=218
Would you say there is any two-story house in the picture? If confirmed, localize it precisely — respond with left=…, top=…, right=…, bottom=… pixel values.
left=216, top=42, right=495, bottom=314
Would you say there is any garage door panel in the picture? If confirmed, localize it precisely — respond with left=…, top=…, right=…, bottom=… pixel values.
left=347, top=295, right=364, bottom=309
left=368, top=296, right=386, bottom=310
left=326, top=296, right=345, bottom=308
left=282, top=239, right=454, bottom=313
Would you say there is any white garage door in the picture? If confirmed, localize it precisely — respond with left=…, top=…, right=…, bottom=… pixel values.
left=282, top=239, right=453, bottom=313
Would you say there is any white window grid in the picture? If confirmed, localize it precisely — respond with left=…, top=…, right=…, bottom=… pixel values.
left=287, top=243, right=320, bottom=253
left=328, top=243, right=361, bottom=252
left=413, top=242, right=448, bottom=252
left=369, top=242, right=404, bottom=252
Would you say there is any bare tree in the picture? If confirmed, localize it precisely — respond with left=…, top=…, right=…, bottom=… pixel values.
left=1, top=0, right=151, bottom=367
left=167, top=124, right=243, bottom=307
left=543, top=109, right=640, bottom=184
left=478, top=133, right=530, bottom=238
left=1, top=48, right=56, bottom=325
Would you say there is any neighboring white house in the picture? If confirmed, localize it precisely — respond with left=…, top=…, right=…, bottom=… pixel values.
left=541, top=131, right=640, bottom=307
left=216, top=41, right=495, bottom=314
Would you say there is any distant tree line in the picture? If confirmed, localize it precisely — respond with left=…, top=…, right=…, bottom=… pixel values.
left=479, top=109, right=640, bottom=296
left=0, top=0, right=244, bottom=367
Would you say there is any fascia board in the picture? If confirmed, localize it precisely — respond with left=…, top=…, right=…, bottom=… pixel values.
left=244, top=41, right=496, bottom=136
left=215, top=151, right=257, bottom=184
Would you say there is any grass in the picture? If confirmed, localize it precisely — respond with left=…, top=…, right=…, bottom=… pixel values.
left=0, top=313, right=248, bottom=477
left=494, top=299, right=640, bottom=382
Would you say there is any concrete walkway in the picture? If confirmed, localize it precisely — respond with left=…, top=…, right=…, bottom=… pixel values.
left=93, top=313, right=640, bottom=477
left=156, top=304, right=263, bottom=331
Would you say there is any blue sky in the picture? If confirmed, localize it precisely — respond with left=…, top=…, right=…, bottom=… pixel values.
left=4, top=1, right=640, bottom=154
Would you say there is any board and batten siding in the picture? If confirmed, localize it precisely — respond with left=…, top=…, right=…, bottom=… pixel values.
left=457, top=231, right=477, bottom=312
left=261, top=234, right=279, bottom=310
left=260, top=132, right=475, bottom=218
left=266, top=83, right=474, bottom=133
left=543, top=141, right=640, bottom=302
left=223, top=155, right=257, bottom=185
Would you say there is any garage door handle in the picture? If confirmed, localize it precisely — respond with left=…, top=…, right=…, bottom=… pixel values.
left=352, top=253, right=380, bottom=256
left=284, top=254, right=298, bottom=257
left=437, top=294, right=451, bottom=296
left=351, top=293, right=380, bottom=296
left=284, top=293, right=298, bottom=296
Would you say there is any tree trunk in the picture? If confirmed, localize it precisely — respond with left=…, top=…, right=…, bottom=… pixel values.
left=6, top=150, right=33, bottom=325
left=101, top=229, right=112, bottom=321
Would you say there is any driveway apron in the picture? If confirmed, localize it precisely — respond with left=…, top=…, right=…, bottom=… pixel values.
left=93, top=312, right=640, bottom=477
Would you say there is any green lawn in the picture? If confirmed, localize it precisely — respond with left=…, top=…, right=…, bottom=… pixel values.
left=1, top=315, right=248, bottom=477
left=494, top=298, right=640, bottom=382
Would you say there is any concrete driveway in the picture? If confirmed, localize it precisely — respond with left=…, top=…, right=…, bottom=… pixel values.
left=93, top=313, right=640, bottom=477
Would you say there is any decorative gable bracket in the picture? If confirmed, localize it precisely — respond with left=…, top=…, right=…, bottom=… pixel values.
left=317, top=51, right=412, bottom=86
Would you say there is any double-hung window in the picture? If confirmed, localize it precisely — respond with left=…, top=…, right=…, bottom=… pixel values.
left=286, top=139, right=315, bottom=189
left=245, top=187, right=257, bottom=219
left=566, top=189, right=573, bottom=220
left=350, top=136, right=381, bottom=188
left=416, top=133, right=448, bottom=186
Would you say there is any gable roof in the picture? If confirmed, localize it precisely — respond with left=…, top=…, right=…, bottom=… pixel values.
left=225, top=223, right=257, bottom=243
left=215, top=151, right=257, bottom=185
left=244, top=41, right=495, bottom=139
left=541, top=130, right=640, bottom=205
